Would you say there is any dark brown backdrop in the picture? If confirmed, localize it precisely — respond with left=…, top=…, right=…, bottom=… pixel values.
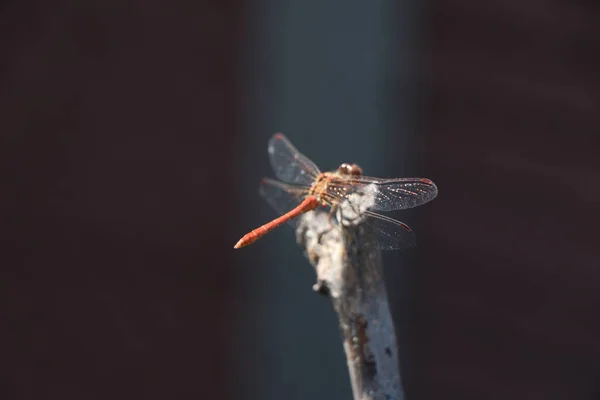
left=413, top=1, right=600, bottom=399
left=1, top=1, right=238, bottom=398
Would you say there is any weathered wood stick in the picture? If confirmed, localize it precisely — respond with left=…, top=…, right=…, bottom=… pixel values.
left=296, top=211, right=405, bottom=400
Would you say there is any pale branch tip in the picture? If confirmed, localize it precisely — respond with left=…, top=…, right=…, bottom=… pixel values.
left=296, top=209, right=405, bottom=400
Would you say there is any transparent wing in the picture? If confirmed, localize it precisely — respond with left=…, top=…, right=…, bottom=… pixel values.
left=267, top=133, right=321, bottom=185
left=258, top=178, right=311, bottom=227
left=328, top=192, right=416, bottom=251
left=361, top=211, right=416, bottom=251
left=331, top=177, right=438, bottom=211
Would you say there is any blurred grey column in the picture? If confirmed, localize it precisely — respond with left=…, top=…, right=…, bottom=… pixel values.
left=233, top=1, right=422, bottom=399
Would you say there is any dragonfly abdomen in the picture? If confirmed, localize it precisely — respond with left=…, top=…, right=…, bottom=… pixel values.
left=234, top=196, right=319, bottom=248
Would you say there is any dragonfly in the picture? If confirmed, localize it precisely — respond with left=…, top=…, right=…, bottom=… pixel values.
left=234, top=133, right=437, bottom=250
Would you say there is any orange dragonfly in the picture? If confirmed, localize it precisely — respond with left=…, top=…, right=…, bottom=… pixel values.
left=234, top=133, right=437, bottom=250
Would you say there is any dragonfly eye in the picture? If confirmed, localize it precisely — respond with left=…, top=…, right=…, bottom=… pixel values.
left=338, top=163, right=352, bottom=175
left=350, top=164, right=363, bottom=176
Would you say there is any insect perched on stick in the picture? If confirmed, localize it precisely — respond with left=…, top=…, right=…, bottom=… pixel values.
left=234, top=133, right=437, bottom=250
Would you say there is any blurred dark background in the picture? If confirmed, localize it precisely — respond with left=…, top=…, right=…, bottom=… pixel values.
left=1, top=0, right=598, bottom=399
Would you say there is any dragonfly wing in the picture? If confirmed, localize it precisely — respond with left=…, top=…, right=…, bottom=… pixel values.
left=340, top=177, right=438, bottom=211
left=259, top=178, right=310, bottom=227
left=268, top=133, right=321, bottom=185
left=360, top=210, right=416, bottom=251
left=337, top=197, right=416, bottom=251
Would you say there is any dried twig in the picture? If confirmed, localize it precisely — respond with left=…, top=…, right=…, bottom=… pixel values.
left=296, top=210, right=405, bottom=400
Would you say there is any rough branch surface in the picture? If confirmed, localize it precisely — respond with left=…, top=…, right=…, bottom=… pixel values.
left=296, top=210, right=405, bottom=400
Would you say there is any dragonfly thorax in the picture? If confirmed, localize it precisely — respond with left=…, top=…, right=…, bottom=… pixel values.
left=308, top=173, right=330, bottom=203
left=308, top=167, right=360, bottom=206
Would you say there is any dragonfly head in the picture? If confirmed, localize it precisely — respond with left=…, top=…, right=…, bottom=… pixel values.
left=337, top=163, right=363, bottom=177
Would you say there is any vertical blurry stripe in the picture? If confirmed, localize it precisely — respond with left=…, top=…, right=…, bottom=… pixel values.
left=234, top=1, right=421, bottom=399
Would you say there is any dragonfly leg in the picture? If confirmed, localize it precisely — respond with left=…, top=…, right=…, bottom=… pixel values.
left=327, top=205, right=338, bottom=231
left=314, top=205, right=338, bottom=245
